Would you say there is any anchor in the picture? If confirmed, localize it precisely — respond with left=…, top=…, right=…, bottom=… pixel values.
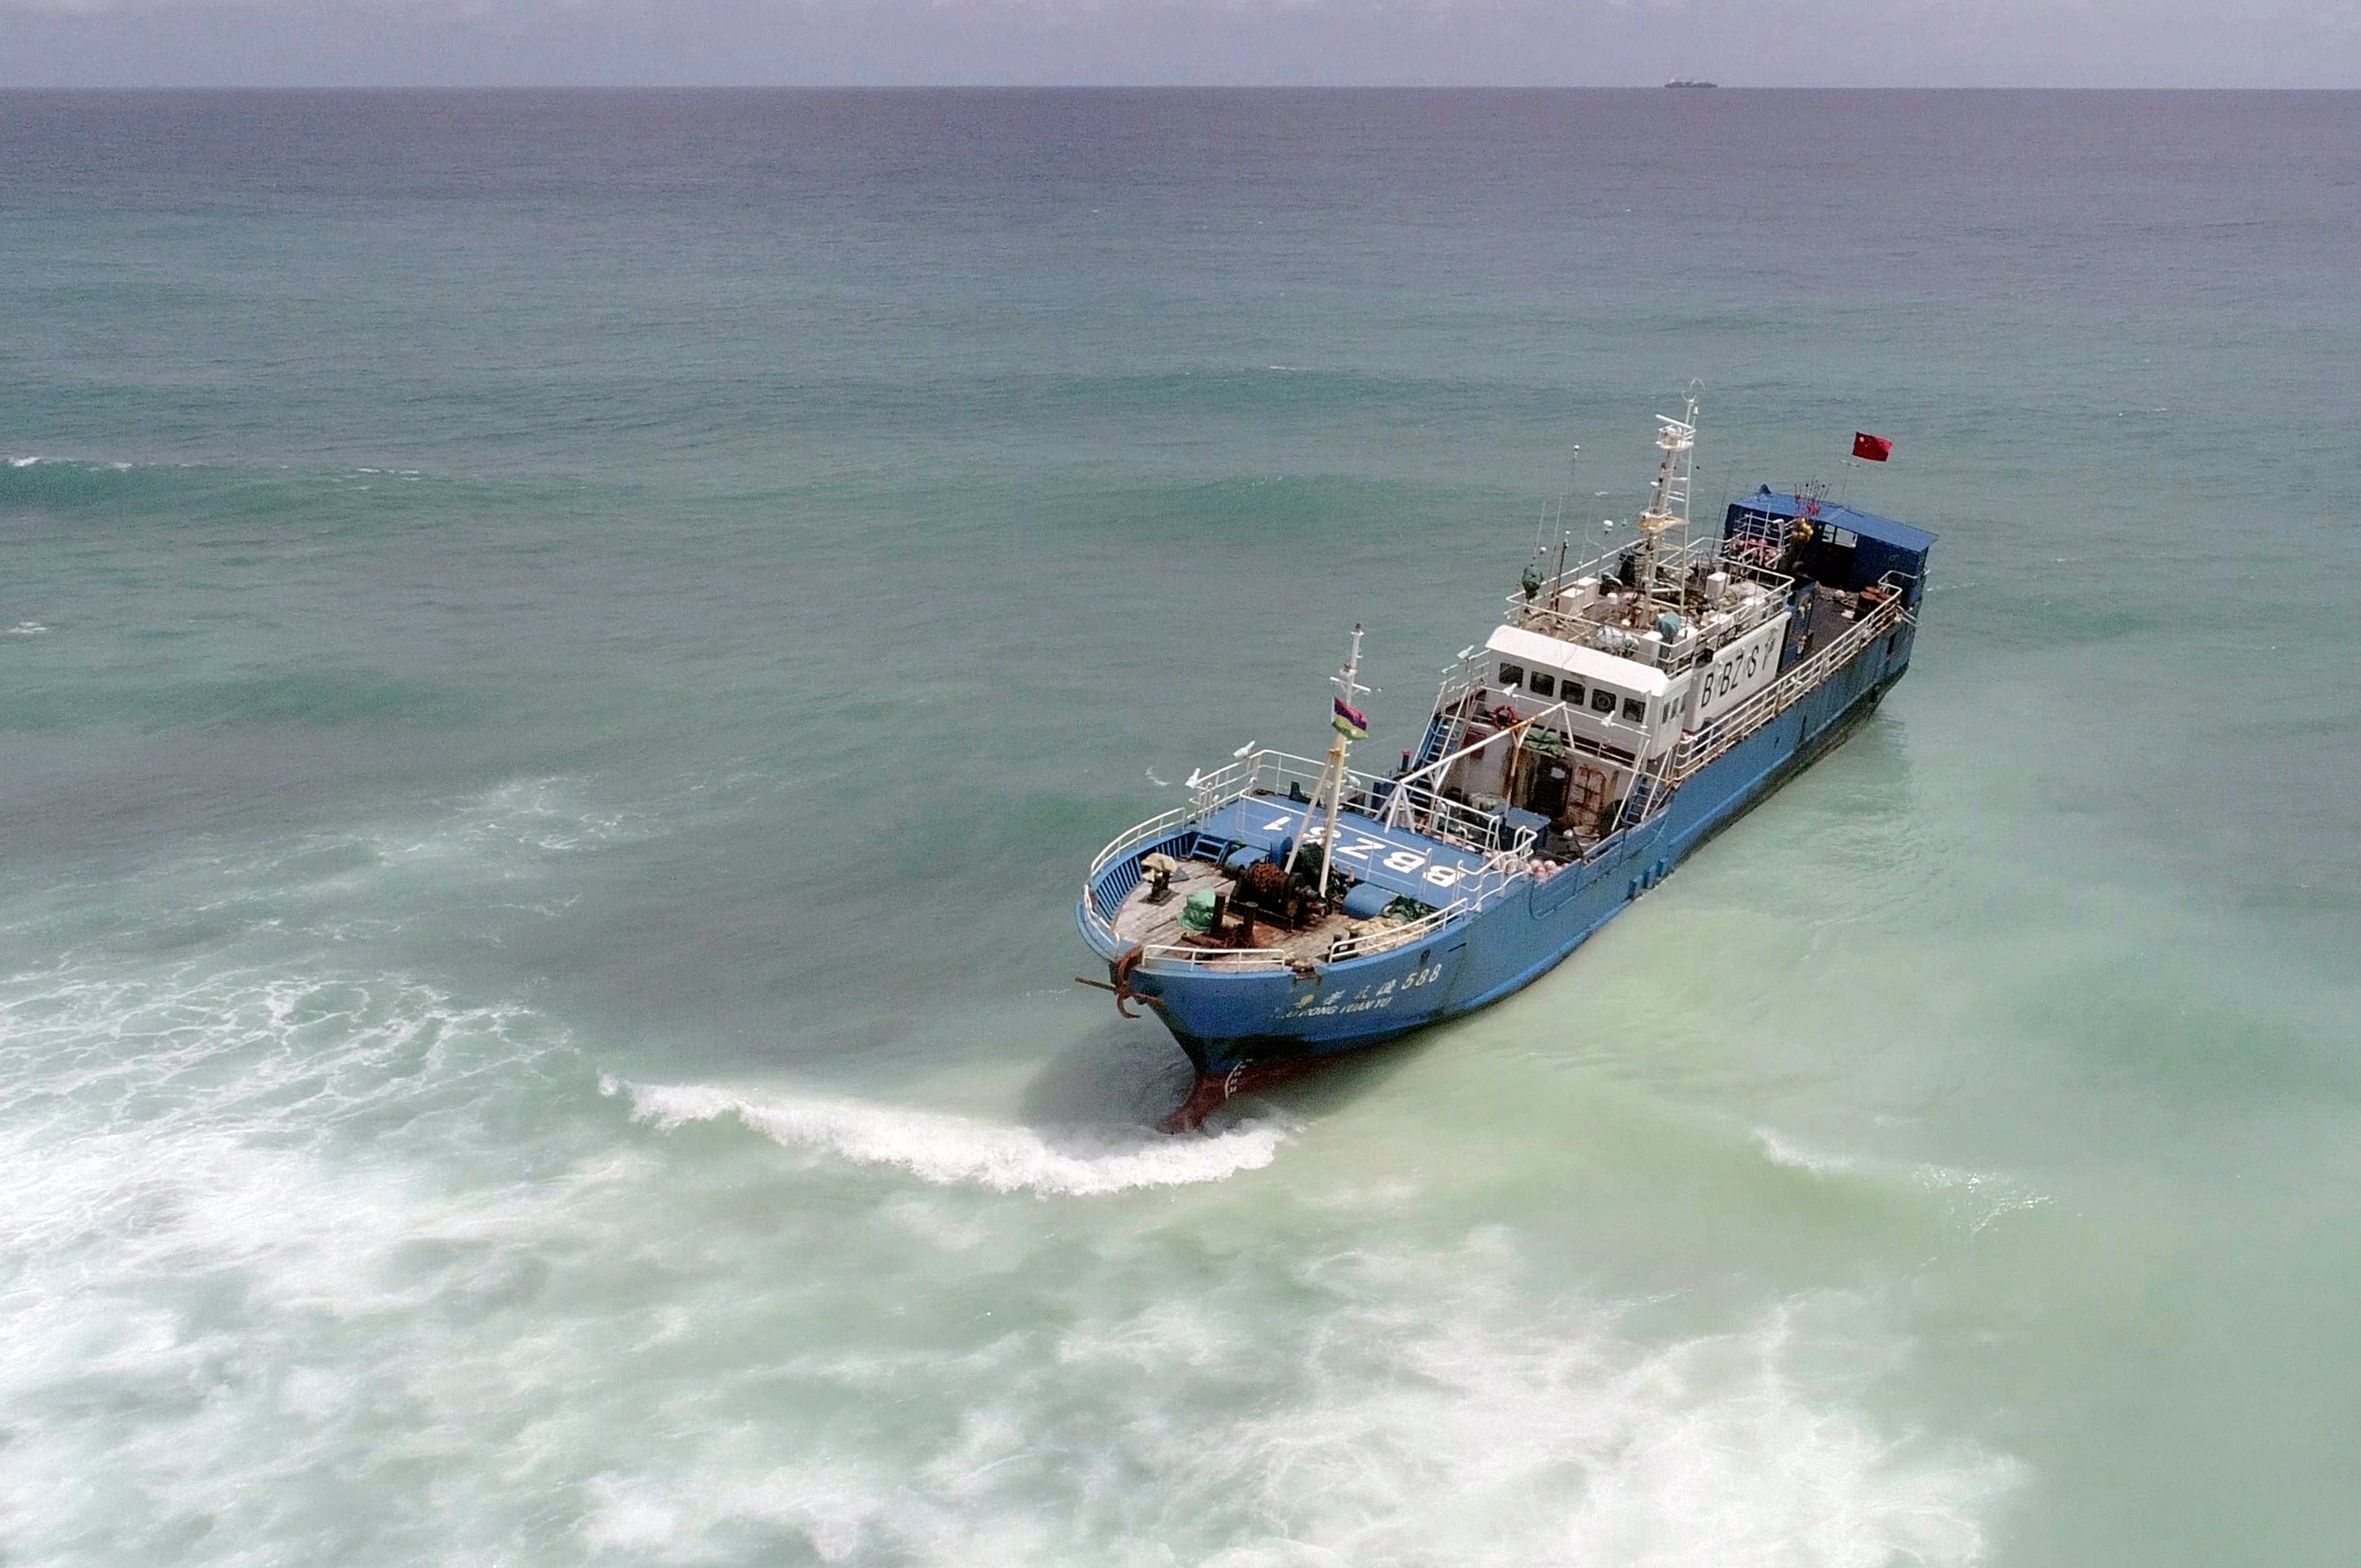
left=1074, top=944, right=1159, bottom=1019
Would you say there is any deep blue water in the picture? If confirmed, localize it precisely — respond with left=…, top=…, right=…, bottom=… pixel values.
left=3, top=89, right=2357, bottom=1566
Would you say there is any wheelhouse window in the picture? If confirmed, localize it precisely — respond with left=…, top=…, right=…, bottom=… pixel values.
left=1526, top=671, right=1555, bottom=698
left=1497, top=662, right=1524, bottom=689
left=1622, top=696, right=1647, bottom=724
left=1590, top=687, right=1618, bottom=715
left=1562, top=680, right=1585, bottom=706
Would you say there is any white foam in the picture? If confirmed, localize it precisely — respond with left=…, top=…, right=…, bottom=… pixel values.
left=370, top=776, right=646, bottom=863
left=617, top=1078, right=1289, bottom=1197
left=1754, top=1126, right=1860, bottom=1174
left=7, top=454, right=40, bottom=468
left=33, top=776, right=658, bottom=955
left=1910, top=1161, right=2057, bottom=1234
left=575, top=1246, right=2021, bottom=1567
left=1754, top=1127, right=2053, bottom=1234
left=6, top=620, right=48, bottom=635
left=0, top=915, right=2013, bottom=1566
left=584, top=1467, right=892, bottom=1562
left=1055, top=1298, right=1237, bottom=1372
left=0, top=959, right=656, bottom=1563
left=0, top=965, right=576, bottom=1309
left=879, top=1192, right=995, bottom=1251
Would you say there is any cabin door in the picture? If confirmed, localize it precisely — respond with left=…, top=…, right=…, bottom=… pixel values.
left=1521, top=756, right=1571, bottom=822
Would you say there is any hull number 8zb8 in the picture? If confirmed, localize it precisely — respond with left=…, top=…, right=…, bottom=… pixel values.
left=1269, top=816, right=1466, bottom=889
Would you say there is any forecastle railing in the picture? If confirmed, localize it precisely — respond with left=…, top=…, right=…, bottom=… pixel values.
left=1116, top=895, right=1470, bottom=972
left=1080, top=747, right=1537, bottom=971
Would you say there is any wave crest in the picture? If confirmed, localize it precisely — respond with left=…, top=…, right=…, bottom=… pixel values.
left=615, top=1078, right=1288, bottom=1197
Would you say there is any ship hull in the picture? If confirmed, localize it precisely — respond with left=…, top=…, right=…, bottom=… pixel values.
left=1079, top=620, right=1914, bottom=1099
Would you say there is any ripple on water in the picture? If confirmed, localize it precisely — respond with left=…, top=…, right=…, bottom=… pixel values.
left=1753, top=1125, right=2056, bottom=1234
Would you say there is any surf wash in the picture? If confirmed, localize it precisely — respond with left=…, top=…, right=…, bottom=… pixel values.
left=1078, top=400, right=1935, bottom=1130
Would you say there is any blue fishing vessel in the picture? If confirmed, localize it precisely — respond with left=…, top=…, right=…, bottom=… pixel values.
left=1078, top=402, right=1934, bottom=1129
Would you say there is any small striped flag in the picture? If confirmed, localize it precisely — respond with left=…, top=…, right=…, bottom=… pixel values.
left=1332, top=698, right=1369, bottom=739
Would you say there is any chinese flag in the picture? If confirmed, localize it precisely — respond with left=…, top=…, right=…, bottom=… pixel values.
left=1852, top=431, right=1893, bottom=462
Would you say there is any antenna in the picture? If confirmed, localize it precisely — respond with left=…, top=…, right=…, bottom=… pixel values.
left=1538, top=440, right=1582, bottom=559
left=1557, top=443, right=1578, bottom=561
left=1333, top=624, right=1370, bottom=709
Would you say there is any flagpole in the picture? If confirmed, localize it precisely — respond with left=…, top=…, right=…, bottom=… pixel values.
left=1319, top=626, right=1363, bottom=897
left=1282, top=626, right=1368, bottom=894
left=1282, top=739, right=1336, bottom=879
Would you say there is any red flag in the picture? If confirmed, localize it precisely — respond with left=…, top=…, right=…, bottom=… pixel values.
left=1852, top=431, right=1893, bottom=462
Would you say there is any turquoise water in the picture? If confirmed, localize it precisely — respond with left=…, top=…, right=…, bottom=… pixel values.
left=3, top=89, right=2357, bottom=1564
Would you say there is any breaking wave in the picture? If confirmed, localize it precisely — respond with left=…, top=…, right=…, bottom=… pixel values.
left=0, top=951, right=2018, bottom=1567
left=617, top=1078, right=1290, bottom=1196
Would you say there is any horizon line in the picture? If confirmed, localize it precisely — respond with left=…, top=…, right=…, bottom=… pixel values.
left=6, top=82, right=2359, bottom=93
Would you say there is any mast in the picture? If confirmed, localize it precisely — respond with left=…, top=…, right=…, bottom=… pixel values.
left=1633, top=394, right=1699, bottom=588
left=1282, top=625, right=1369, bottom=895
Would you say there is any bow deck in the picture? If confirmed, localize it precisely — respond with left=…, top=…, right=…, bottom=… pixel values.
left=1103, top=798, right=1501, bottom=965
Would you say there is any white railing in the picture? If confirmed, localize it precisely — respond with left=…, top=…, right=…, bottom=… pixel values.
left=1175, top=749, right=1343, bottom=823
left=1179, top=747, right=1518, bottom=861
left=1671, top=585, right=1911, bottom=782
left=1327, top=897, right=1465, bottom=960
left=1428, top=649, right=1489, bottom=721
left=1086, top=803, right=1196, bottom=885
left=1080, top=740, right=1546, bottom=972
left=1079, top=895, right=1124, bottom=949
left=1083, top=748, right=1333, bottom=899
left=1380, top=782, right=1523, bottom=852
left=1080, top=748, right=1370, bottom=940
left=1124, top=893, right=1471, bottom=972
left=1508, top=539, right=1796, bottom=628
left=1131, top=941, right=1299, bottom=970
left=1380, top=695, right=1650, bottom=839
left=1512, top=603, right=1781, bottom=678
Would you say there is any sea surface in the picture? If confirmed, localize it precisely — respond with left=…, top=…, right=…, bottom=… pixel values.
left=3, top=88, right=2357, bottom=1566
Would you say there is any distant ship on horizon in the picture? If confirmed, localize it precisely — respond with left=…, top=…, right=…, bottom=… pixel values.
left=1665, top=79, right=1718, bottom=89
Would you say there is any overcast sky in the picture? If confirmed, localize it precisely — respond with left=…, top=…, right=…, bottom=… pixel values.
left=3, top=0, right=2357, bottom=88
